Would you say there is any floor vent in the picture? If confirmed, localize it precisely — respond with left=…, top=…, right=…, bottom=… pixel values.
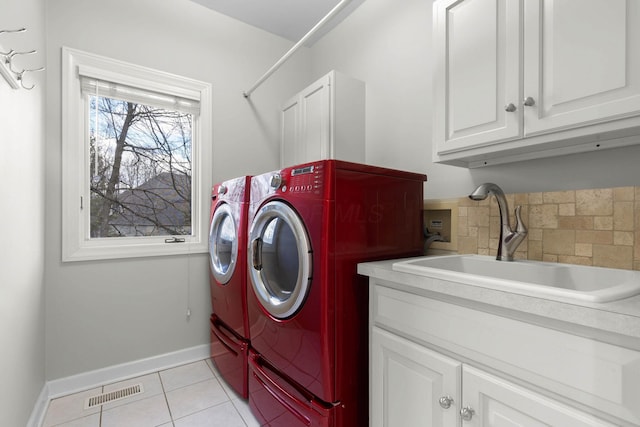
left=84, top=384, right=144, bottom=409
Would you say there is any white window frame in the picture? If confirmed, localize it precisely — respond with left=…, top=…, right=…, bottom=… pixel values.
left=61, top=47, right=212, bottom=262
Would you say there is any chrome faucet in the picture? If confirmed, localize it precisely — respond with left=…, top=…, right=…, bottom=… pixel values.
left=469, top=183, right=527, bottom=261
left=424, top=228, right=446, bottom=253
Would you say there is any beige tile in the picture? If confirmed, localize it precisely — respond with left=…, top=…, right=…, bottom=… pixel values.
left=594, top=216, right=613, bottom=230
left=457, top=215, right=469, bottom=237
left=543, top=190, right=575, bottom=204
left=614, top=201, right=634, bottom=231
left=635, top=231, right=640, bottom=261
left=558, top=203, right=575, bottom=216
left=514, top=193, right=528, bottom=206
left=592, top=245, right=633, bottom=270
left=614, top=186, right=635, bottom=201
left=513, top=249, right=528, bottom=260
left=527, top=228, right=543, bottom=241
left=542, top=254, right=558, bottom=263
left=576, top=230, right=613, bottom=245
left=529, top=204, right=558, bottom=229
left=478, top=248, right=491, bottom=256
left=528, top=192, right=543, bottom=204
left=542, top=229, right=575, bottom=255
left=101, top=394, right=171, bottom=427
left=576, top=189, right=613, bottom=216
left=574, top=243, right=593, bottom=257
left=468, top=226, right=479, bottom=238
left=457, top=196, right=476, bottom=208
left=558, top=256, right=592, bottom=266
left=477, top=226, right=489, bottom=249
left=458, top=206, right=468, bottom=217
left=489, top=238, right=499, bottom=251
left=614, top=231, right=634, bottom=246
left=468, top=206, right=490, bottom=227
left=528, top=240, right=543, bottom=260
left=489, top=218, right=501, bottom=240
left=458, top=236, right=478, bottom=254
left=558, top=216, right=593, bottom=230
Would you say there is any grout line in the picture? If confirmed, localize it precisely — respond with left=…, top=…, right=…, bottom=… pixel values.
left=158, top=368, right=175, bottom=424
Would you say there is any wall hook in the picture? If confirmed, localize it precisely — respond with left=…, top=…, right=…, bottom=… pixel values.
left=0, top=28, right=26, bottom=37
left=0, top=27, right=44, bottom=90
left=16, top=66, right=45, bottom=90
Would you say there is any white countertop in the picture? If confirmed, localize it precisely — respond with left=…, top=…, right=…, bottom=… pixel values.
left=358, top=257, right=640, bottom=350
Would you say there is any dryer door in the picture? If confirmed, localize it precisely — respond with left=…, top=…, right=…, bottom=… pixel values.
left=209, top=203, right=238, bottom=284
left=248, top=200, right=312, bottom=319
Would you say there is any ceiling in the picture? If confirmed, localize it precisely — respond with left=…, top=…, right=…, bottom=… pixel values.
left=190, top=0, right=366, bottom=44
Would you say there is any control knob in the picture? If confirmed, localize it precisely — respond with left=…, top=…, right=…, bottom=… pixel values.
left=270, top=174, right=283, bottom=189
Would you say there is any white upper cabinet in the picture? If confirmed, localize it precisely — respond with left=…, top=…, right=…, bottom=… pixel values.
left=433, top=0, right=640, bottom=167
left=433, top=0, right=522, bottom=152
left=280, top=70, right=365, bottom=168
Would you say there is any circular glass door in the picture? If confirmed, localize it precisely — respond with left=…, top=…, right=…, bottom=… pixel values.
left=209, top=203, right=238, bottom=284
left=249, top=201, right=312, bottom=319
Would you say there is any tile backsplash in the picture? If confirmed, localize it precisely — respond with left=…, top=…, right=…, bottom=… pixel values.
left=452, top=186, right=640, bottom=271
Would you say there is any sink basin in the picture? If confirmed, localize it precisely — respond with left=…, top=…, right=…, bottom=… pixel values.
left=392, top=255, right=640, bottom=302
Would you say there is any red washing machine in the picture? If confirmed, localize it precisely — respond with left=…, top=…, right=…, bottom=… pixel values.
left=246, top=160, right=426, bottom=426
left=208, top=175, right=251, bottom=399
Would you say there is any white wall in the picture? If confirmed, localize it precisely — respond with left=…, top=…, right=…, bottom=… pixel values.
left=0, top=0, right=46, bottom=424
left=45, top=0, right=311, bottom=380
left=310, top=0, right=640, bottom=199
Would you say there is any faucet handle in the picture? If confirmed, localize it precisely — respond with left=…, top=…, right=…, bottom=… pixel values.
left=514, top=205, right=527, bottom=234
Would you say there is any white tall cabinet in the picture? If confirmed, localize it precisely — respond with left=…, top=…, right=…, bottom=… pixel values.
left=281, top=70, right=365, bottom=168
left=433, top=0, right=640, bottom=167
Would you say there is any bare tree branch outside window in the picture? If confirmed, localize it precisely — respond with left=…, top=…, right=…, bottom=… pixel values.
left=89, top=96, right=193, bottom=238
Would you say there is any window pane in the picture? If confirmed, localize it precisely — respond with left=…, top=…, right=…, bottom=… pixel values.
left=88, top=95, right=193, bottom=238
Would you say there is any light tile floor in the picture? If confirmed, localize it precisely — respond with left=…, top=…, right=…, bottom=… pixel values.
left=42, top=359, right=261, bottom=427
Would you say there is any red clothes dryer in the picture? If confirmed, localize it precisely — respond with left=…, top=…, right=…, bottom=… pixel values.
left=246, top=160, right=426, bottom=426
left=208, top=175, right=251, bottom=398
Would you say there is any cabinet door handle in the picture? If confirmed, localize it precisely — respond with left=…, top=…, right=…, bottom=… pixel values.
left=460, top=406, right=475, bottom=421
left=438, top=395, right=454, bottom=409
left=523, top=96, right=536, bottom=107
left=504, top=103, right=517, bottom=112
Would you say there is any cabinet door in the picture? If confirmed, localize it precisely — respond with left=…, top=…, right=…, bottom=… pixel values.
left=433, top=0, right=521, bottom=155
left=281, top=95, right=299, bottom=168
left=462, top=366, right=616, bottom=427
left=523, top=0, right=640, bottom=135
left=371, top=327, right=461, bottom=427
left=299, top=74, right=331, bottom=163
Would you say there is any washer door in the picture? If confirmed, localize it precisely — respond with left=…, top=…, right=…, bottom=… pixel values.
left=209, top=203, right=238, bottom=284
left=249, top=201, right=312, bottom=319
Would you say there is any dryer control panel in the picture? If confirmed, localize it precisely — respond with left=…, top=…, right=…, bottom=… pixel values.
left=281, top=162, right=325, bottom=196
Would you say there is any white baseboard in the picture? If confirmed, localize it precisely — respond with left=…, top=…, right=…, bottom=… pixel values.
left=27, top=384, right=50, bottom=427
left=29, top=344, right=210, bottom=427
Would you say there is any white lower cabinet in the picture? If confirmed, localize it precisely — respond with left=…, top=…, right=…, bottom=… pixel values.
left=369, top=282, right=639, bottom=426
left=371, top=327, right=461, bottom=427
left=371, top=327, right=614, bottom=427
left=462, top=366, right=616, bottom=427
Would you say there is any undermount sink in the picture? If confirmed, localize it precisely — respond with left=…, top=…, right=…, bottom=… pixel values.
left=392, top=255, right=640, bottom=303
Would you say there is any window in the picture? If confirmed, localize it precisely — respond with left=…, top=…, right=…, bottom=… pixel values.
left=62, top=47, right=212, bottom=261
